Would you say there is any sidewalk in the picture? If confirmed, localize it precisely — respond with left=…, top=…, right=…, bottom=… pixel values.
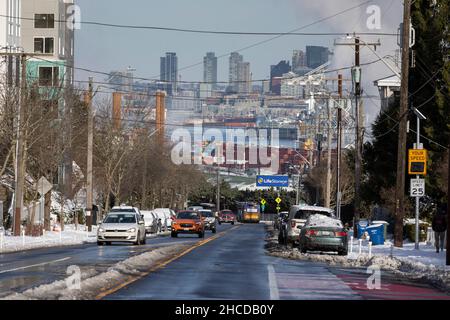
left=349, top=238, right=450, bottom=269
left=0, top=225, right=170, bottom=254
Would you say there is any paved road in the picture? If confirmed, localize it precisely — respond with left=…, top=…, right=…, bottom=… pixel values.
left=0, top=225, right=233, bottom=298
left=1, top=223, right=449, bottom=300
left=105, top=223, right=450, bottom=300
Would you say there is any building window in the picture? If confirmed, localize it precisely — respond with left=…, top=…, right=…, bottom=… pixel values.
left=35, top=14, right=55, bottom=28
left=39, top=67, right=59, bottom=87
left=34, top=37, right=54, bottom=54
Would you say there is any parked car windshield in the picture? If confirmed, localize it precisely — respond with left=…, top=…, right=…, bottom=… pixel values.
left=177, top=211, right=200, bottom=220
left=104, top=213, right=136, bottom=223
left=294, top=210, right=332, bottom=220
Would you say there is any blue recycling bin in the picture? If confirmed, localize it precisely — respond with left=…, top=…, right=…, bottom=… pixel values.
left=366, top=224, right=385, bottom=245
left=356, top=220, right=370, bottom=239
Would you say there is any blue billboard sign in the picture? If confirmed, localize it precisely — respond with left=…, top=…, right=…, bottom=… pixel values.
left=256, top=175, right=289, bottom=188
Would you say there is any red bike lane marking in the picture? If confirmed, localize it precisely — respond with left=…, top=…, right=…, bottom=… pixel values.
left=336, top=273, right=450, bottom=300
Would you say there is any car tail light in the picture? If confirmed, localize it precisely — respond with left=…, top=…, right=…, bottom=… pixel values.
left=291, top=221, right=296, bottom=228
left=306, top=230, right=318, bottom=237
left=335, top=231, right=347, bottom=237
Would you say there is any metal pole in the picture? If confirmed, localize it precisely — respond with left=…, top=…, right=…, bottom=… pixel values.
left=325, top=99, right=332, bottom=208
left=86, top=77, right=94, bottom=232
left=13, top=54, right=27, bottom=236
left=0, top=201, right=3, bottom=229
left=446, top=147, right=450, bottom=265
left=415, top=116, right=420, bottom=250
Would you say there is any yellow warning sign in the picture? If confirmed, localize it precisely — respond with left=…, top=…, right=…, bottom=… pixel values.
left=408, top=149, right=427, bottom=175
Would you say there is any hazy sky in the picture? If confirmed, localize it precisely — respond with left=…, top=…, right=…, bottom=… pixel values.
left=75, top=0, right=402, bottom=123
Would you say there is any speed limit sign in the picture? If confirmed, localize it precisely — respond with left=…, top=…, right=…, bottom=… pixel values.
left=410, top=179, right=425, bottom=197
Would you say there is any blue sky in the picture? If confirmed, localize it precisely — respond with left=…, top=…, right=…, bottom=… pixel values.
left=74, top=0, right=402, bottom=122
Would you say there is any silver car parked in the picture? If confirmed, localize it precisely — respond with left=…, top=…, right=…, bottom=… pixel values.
left=97, top=212, right=146, bottom=245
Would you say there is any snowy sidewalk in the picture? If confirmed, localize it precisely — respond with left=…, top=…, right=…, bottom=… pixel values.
left=0, top=225, right=170, bottom=254
left=348, top=238, right=450, bottom=269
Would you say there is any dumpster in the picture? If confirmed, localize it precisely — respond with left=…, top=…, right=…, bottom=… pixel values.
left=366, top=224, right=385, bottom=245
left=356, top=220, right=370, bottom=239
left=372, top=220, right=389, bottom=240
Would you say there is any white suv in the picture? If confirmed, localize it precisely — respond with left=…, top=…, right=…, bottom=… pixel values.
left=283, top=205, right=335, bottom=247
left=97, top=211, right=146, bottom=245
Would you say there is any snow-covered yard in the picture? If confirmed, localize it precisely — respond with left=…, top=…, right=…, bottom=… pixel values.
left=0, top=225, right=170, bottom=254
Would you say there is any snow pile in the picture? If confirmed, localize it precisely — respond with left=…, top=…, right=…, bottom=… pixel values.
left=265, top=224, right=450, bottom=292
left=2, top=243, right=189, bottom=300
left=306, top=214, right=343, bottom=228
left=0, top=225, right=97, bottom=254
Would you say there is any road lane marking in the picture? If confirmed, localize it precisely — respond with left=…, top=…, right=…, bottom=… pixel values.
left=267, top=264, right=280, bottom=300
left=0, top=257, right=72, bottom=274
left=95, top=225, right=240, bottom=300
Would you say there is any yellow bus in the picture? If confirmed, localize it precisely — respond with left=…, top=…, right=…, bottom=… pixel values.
left=237, top=202, right=260, bottom=223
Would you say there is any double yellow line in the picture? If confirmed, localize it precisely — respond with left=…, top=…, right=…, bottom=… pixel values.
left=95, top=226, right=239, bottom=299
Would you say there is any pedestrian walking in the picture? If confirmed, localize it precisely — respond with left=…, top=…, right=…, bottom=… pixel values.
left=432, top=204, right=447, bottom=253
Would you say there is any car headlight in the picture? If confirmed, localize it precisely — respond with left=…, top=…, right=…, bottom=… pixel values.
left=128, top=228, right=136, bottom=233
left=98, top=228, right=105, bottom=233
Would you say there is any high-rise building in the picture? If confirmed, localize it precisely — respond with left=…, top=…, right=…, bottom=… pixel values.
left=160, top=52, right=178, bottom=95
left=292, top=50, right=306, bottom=72
left=306, top=46, right=329, bottom=69
left=237, top=61, right=251, bottom=94
left=0, top=0, right=22, bottom=83
left=270, top=60, right=291, bottom=95
left=203, top=52, right=217, bottom=87
left=228, top=52, right=243, bottom=93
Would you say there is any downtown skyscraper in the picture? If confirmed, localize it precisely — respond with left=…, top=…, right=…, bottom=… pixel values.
left=203, top=52, right=218, bottom=87
left=160, top=52, right=178, bottom=95
left=228, top=52, right=251, bottom=94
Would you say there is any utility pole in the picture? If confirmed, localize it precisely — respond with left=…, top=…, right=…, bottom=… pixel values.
left=446, top=147, right=450, bottom=266
left=336, top=74, right=343, bottom=219
left=86, top=77, right=94, bottom=232
left=325, top=99, right=332, bottom=208
left=13, top=54, right=27, bottom=236
left=63, top=1, right=75, bottom=223
left=353, top=37, right=363, bottom=236
left=394, top=0, right=412, bottom=247
left=216, top=166, right=221, bottom=213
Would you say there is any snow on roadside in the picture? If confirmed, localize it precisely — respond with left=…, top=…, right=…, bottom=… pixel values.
left=265, top=225, right=450, bottom=292
left=2, top=243, right=189, bottom=300
left=0, top=225, right=171, bottom=254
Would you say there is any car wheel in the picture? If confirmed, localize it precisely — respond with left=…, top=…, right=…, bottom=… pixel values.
left=97, top=241, right=104, bottom=246
left=212, top=228, right=217, bottom=234
left=219, top=221, right=222, bottom=225
left=198, top=231, right=205, bottom=238
left=231, top=222, right=235, bottom=225
left=141, top=236, right=146, bottom=245
left=299, top=244, right=307, bottom=254
left=338, top=249, right=348, bottom=256
left=134, top=233, right=141, bottom=245
left=171, top=232, right=178, bottom=238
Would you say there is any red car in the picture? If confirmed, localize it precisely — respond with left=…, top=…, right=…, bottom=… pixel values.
left=218, top=210, right=236, bottom=225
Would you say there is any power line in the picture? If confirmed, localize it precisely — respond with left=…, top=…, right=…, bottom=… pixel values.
left=0, top=12, right=397, bottom=37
